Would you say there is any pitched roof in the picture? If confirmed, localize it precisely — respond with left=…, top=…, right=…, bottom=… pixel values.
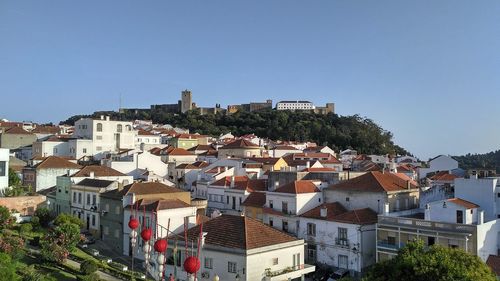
left=34, top=156, right=82, bottom=170
left=32, top=126, right=59, bottom=134
left=301, top=203, right=378, bottom=225
left=71, top=165, right=126, bottom=177
left=76, top=178, right=115, bottom=188
left=211, top=176, right=267, bottom=192
left=166, top=148, right=194, bottom=156
left=274, top=180, right=320, bottom=194
left=487, top=255, right=500, bottom=276
left=429, top=171, right=458, bottom=181
left=221, top=139, right=260, bottom=149
left=446, top=198, right=479, bottom=209
left=244, top=157, right=281, bottom=165
left=4, top=126, right=32, bottom=135
left=175, top=133, right=207, bottom=139
left=273, top=145, right=301, bottom=151
left=183, top=215, right=298, bottom=250
left=301, top=167, right=338, bottom=172
left=118, top=182, right=185, bottom=196
left=127, top=198, right=191, bottom=211
left=176, top=161, right=209, bottom=170
left=138, top=129, right=156, bottom=136
left=328, top=171, right=418, bottom=193
left=241, top=192, right=266, bottom=207
left=187, top=144, right=215, bottom=151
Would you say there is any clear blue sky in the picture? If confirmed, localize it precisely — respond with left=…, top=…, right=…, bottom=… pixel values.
left=1, top=1, right=499, bottom=159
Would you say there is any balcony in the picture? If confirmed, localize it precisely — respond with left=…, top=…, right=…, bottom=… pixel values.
left=377, top=240, right=405, bottom=250
left=335, top=238, right=350, bottom=248
left=377, top=215, right=476, bottom=234
left=264, top=264, right=316, bottom=281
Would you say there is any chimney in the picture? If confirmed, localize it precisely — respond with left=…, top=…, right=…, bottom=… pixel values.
left=406, top=180, right=411, bottom=189
left=230, top=176, right=235, bottom=187
left=306, top=161, right=310, bottom=169
left=200, top=232, right=208, bottom=248
left=89, top=171, right=95, bottom=178
left=320, top=206, right=327, bottom=218
left=66, top=169, right=71, bottom=176
left=100, top=115, right=104, bottom=120
left=106, top=116, right=110, bottom=121
left=217, top=167, right=220, bottom=174
left=383, top=203, right=390, bottom=215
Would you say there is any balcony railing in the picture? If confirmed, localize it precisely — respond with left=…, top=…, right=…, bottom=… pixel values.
left=377, top=215, right=476, bottom=233
left=335, top=238, right=350, bottom=248
left=377, top=240, right=405, bottom=250
left=264, top=264, right=316, bottom=281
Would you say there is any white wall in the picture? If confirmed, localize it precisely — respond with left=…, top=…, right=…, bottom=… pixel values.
left=419, top=155, right=459, bottom=179
left=455, top=178, right=497, bottom=221
left=324, top=189, right=387, bottom=214
left=425, top=200, right=477, bottom=224
left=476, top=219, right=500, bottom=261
left=0, top=148, right=9, bottom=192
left=36, top=168, right=81, bottom=192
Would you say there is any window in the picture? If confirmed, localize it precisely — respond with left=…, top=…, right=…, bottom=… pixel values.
left=282, top=202, right=288, bottom=214
left=117, top=124, right=123, bottom=133
left=91, top=215, right=96, bottom=226
left=96, top=135, right=102, bottom=140
left=338, top=227, right=347, bottom=240
left=78, top=193, right=82, bottom=204
left=96, top=146, right=102, bottom=151
left=269, top=200, right=273, bottom=208
left=307, top=244, right=317, bottom=263
left=307, top=223, right=316, bottom=236
left=105, top=204, right=109, bottom=212
left=345, top=197, right=350, bottom=202
left=227, top=196, right=229, bottom=204
left=282, top=220, right=288, bottom=232
left=387, top=236, right=396, bottom=245
left=272, top=258, right=278, bottom=265
left=269, top=218, right=273, bottom=227
left=204, top=257, right=213, bottom=269
left=92, top=195, right=96, bottom=205
left=87, top=194, right=91, bottom=205
left=73, top=192, right=77, bottom=203
left=115, top=206, right=121, bottom=214
left=338, top=255, right=348, bottom=269
left=228, top=262, right=237, bottom=273
left=53, top=148, right=58, bottom=154
left=0, top=161, right=5, bottom=176
left=96, top=123, right=103, bottom=132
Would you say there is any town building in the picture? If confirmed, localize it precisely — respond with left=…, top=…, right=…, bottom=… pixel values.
left=276, top=101, right=315, bottom=111
left=22, top=156, right=82, bottom=192
left=0, top=148, right=9, bottom=193
left=157, top=215, right=315, bottom=281
left=0, top=127, right=37, bottom=150
left=218, top=139, right=263, bottom=159
left=418, top=155, right=459, bottom=179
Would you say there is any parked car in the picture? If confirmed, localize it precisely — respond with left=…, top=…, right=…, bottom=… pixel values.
left=327, top=269, right=350, bottom=281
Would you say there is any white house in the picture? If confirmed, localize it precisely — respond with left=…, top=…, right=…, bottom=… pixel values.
left=419, top=155, right=459, bottom=179
left=154, top=215, right=315, bottom=281
left=122, top=198, right=197, bottom=257
left=263, top=180, right=323, bottom=235
left=73, top=116, right=136, bottom=160
left=102, top=150, right=169, bottom=179
left=276, top=101, right=315, bottom=111
left=32, top=137, right=71, bottom=158
left=0, top=148, right=9, bottom=193
left=298, top=202, right=377, bottom=277
left=270, top=146, right=303, bottom=158
left=70, top=165, right=134, bottom=185
left=136, top=129, right=161, bottom=150
left=22, top=156, right=82, bottom=192
left=454, top=176, right=500, bottom=222
left=70, top=178, right=118, bottom=235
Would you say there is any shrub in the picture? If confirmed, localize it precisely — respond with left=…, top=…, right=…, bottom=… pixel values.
left=80, top=260, right=98, bottom=275
left=34, top=208, right=52, bottom=227
left=53, top=213, right=83, bottom=227
left=19, top=223, right=33, bottom=237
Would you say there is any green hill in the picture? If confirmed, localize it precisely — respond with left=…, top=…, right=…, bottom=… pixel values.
left=61, top=109, right=409, bottom=156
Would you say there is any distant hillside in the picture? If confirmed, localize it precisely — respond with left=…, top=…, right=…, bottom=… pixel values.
left=454, top=150, right=500, bottom=172
left=61, top=109, right=409, bottom=156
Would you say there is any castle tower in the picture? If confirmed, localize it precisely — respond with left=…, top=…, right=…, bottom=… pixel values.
left=180, top=89, right=193, bottom=113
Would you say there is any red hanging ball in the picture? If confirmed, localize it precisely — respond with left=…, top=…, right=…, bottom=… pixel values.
left=128, top=218, right=139, bottom=230
left=183, top=256, right=200, bottom=274
left=154, top=239, right=167, bottom=253
left=141, top=228, right=152, bottom=241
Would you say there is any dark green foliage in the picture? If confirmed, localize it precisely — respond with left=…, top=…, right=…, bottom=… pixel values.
left=77, top=272, right=101, bottom=281
left=33, top=208, right=52, bottom=228
left=0, top=252, right=19, bottom=280
left=40, top=222, right=81, bottom=263
left=19, top=223, right=33, bottom=237
left=53, top=213, right=83, bottom=227
left=80, top=260, right=98, bottom=275
left=62, top=110, right=409, bottom=155
left=8, top=168, right=21, bottom=187
left=0, top=206, right=13, bottom=230
left=454, top=150, right=500, bottom=172
left=363, top=240, right=496, bottom=281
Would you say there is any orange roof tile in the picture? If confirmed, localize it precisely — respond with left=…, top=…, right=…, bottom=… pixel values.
left=447, top=198, right=479, bottom=209
left=34, top=156, right=82, bottom=170
left=166, top=148, right=194, bottom=156
left=71, top=165, right=126, bottom=177
left=4, top=126, right=32, bottom=135
left=301, top=202, right=378, bottom=225
left=221, top=139, right=260, bottom=149
left=274, top=180, right=320, bottom=194
left=328, top=171, right=418, bottom=193
left=241, top=192, right=266, bottom=207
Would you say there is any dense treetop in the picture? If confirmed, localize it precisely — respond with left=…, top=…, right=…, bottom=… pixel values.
left=454, top=150, right=500, bottom=172
left=61, top=109, right=409, bottom=155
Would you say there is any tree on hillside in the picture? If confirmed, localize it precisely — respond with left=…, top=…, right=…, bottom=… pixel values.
left=34, top=207, right=52, bottom=227
left=53, top=213, right=83, bottom=227
left=363, top=240, right=496, bottom=281
left=0, top=252, right=19, bottom=280
left=0, top=206, right=14, bottom=230
left=8, top=168, right=20, bottom=187
left=40, top=222, right=81, bottom=263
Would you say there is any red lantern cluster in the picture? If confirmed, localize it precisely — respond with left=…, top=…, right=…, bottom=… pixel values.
left=154, top=239, right=167, bottom=253
left=141, top=228, right=152, bottom=241
left=128, top=218, right=139, bottom=230
left=183, top=256, right=200, bottom=274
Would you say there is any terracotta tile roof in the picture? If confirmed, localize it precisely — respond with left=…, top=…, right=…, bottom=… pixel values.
left=356, top=160, right=381, bottom=171
left=127, top=198, right=191, bottom=211
left=183, top=215, right=298, bottom=250
left=71, top=165, right=126, bottom=177
left=176, top=161, right=209, bottom=170
left=0, top=121, right=23, bottom=128
left=319, top=157, right=342, bottom=164
left=487, top=255, right=500, bottom=276
left=300, top=203, right=378, bottom=225
left=396, top=164, right=414, bottom=172
left=32, top=126, right=59, bottom=134
left=166, top=148, right=194, bottom=156
left=221, top=139, right=260, bottom=149
left=244, top=157, right=281, bottom=165
left=211, top=176, right=267, bottom=192
left=199, top=150, right=218, bottom=157
left=292, top=152, right=332, bottom=159
left=187, top=144, right=215, bottom=151
left=241, top=192, right=266, bottom=207
left=430, top=171, right=458, bottom=181
left=301, top=167, right=338, bottom=172
left=175, top=133, right=207, bottom=139
left=273, top=145, right=300, bottom=151
left=34, top=156, right=82, bottom=170
left=76, top=178, right=115, bottom=188
left=138, top=129, right=156, bottom=136
left=118, top=182, right=185, bottom=196
left=447, top=198, right=479, bottom=209
left=274, top=180, right=320, bottom=194
left=328, top=171, right=418, bottom=193
left=4, top=126, right=32, bottom=135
